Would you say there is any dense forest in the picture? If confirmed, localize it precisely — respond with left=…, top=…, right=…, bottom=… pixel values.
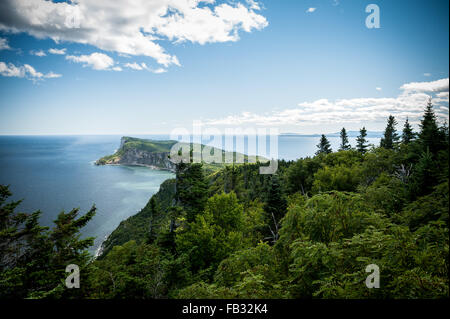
left=1, top=101, right=448, bottom=299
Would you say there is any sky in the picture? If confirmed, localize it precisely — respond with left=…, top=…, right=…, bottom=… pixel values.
left=0, top=0, right=448, bottom=135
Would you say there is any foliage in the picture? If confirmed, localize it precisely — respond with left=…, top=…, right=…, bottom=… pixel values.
left=1, top=103, right=448, bottom=299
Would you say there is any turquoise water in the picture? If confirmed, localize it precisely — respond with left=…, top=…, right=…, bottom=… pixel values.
left=0, top=135, right=174, bottom=255
left=0, top=134, right=379, bottom=255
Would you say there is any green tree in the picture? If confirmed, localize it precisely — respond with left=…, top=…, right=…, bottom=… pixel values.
left=264, top=177, right=287, bottom=243
left=380, top=115, right=399, bottom=149
left=0, top=185, right=96, bottom=298
left=316, top=134, right=332, bottom=155
left=356, top=127, right=369, bottom=154
left=419, top=99, right=442, bottom=154
left=176, top=163, right=208, bottom=223
left=402, top=117, right=415, bottom=144
left=175, top=192, right=245, bottom=274
left=146, top=197, right=159, bottom=243
left=339, top=127, right=351, bottom=151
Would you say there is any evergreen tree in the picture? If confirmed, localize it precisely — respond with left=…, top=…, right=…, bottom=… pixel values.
left=315, top=134, right=332, bottom=155
left=263, top=177, right=287, bottom=244
left=176, top=163, right=208, bottom=223
left=339, top=127, right=351, bottom=151
left=0, top=185, right=96, bottom=298
left=402, top=117, right=415, bottom=144
left=409, top=149, right=436, bottom=198
left=419, top=99, right=442, bottom=154
left=356, top=127, right=369, bottom=154
left=147, top=197, right=158, bottom=243
left=380, top=115, right=399, bottom=149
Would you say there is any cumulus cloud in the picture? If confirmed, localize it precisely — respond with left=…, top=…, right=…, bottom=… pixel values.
left=0, top=0, right=268, bottom=68
left=30, top=49, right=46, bottom=57
left=0, top=61, right=61, bottom=80
left=48, top=48, right=67, bottom=55
left=0, top=37, right=11, bottom=50
left=306, top=8, right=316, bottom=13
left=400, top=78, right=449, bottom=93
left=66, top=52, right=119, bottom=71
left=205, top=78, right=449, bottom=127
left=376, top=87, right=382, bottom=91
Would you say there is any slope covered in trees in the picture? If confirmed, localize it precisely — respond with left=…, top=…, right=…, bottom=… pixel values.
left=1, top=103, right=448, bottom=299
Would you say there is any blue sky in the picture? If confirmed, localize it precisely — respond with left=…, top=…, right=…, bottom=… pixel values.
left=0, top=0, right=448, bottom=135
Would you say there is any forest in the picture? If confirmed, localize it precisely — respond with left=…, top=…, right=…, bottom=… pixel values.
left=1, top=101, right=448, bottom=299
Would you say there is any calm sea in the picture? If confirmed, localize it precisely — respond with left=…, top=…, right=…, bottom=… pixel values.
left=0, top=134, right=379, bottom=255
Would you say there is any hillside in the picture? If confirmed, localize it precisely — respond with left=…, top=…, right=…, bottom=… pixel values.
left=95, top=136, right=268, bottom=173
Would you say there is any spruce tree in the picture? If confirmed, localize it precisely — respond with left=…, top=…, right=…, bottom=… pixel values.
left=315, top=134, right=332, bottom=155
left=402, top=117, right=415, bottom=144
left=176, top=163, right=208, bottom=223
left=380, top=115, right=399, bottom=149
left=356, top=127, right=369, bottom=154
left=147, top=197, right=158, bottom=243
left=339, top=127, right=351, bottom=151
left=0, top=184, right=96, bottom=298
left=419, top=99, right=441, bottom=154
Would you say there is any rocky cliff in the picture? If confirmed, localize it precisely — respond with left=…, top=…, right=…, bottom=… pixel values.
left=95, top=137, right=178, bottom=171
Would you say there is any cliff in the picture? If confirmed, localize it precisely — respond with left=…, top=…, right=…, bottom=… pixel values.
left=96, top=136, right=267, bottom=173
left=95, top=137, right=178, bottom=171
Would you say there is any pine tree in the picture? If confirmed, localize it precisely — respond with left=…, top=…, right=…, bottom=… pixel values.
left=356, top=127, right=369, bottom=154
left=339, top=127, right=351, bottom=151
left=380, top=115, right=399, bottom=149
left=263, top=177, right=287, bottom=244
left=419, top=99, right=441, bottom=154
left=315, top=134, right=332, bottom=155
left=402, top=117, right=415, bottom=144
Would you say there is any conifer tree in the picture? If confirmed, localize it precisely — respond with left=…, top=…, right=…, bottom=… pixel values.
left=380, top=115, right=399, bottom=149
left=176, top=163, right=208, bottom=223
left=263, top=177, right=287, bottom=244
left=356, top=127, right=369, bottom=154
left=402, top=117, right=415, bottom=144
left=339, top=127, right=351, bottom=151
left=147, top=197, right=158, bottom=243
left=316, top=134, right=332, bottom=155
left=419, top=99, right=441, bottom=154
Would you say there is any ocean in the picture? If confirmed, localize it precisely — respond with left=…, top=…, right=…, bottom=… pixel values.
left=0, top=134, right=380, bottom=255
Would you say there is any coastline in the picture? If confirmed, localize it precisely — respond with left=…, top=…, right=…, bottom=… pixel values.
left=93, top=162, right=175, bottom=258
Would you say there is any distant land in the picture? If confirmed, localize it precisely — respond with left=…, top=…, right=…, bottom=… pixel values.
left=96, top=136, right=268, bottom=173
left=280, top=131, right=384, bottom=138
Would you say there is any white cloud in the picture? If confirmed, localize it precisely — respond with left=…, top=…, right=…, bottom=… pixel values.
left=436, top=91, right=449, bottom=99
left=48, top=48, right=67, bottom=55
left=424, top=73, right=431, bottom=77
left=246, top=0, right=261, bottom=10
left=0, top=61, right=61, bottom=80
left=66, top=52, right=119, bottom=71
left=400, top=78, right=449, bottom=93
left=0, top=37, right=11, bottom=50
left=31, top=49, right=46, bottom=57
left=306, top=8, right=316, bottom=13
left=123, top=62, right=167, bottom=74
left=44, top=71, right=62, bottom=78
left=376, top=87, right=382, bottom=91
left=124, top=62, right=145, bottom=71
left=0, top=0, right=268, bottom=68
left=205, top=78, right=449, bottom=127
